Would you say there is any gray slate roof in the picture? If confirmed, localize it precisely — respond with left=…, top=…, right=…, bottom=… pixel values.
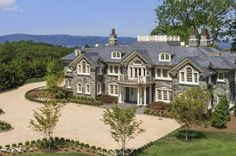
left=61, top=41, right=236, bottom=70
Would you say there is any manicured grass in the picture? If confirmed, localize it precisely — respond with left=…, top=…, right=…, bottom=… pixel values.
left=137, top=130, right=236, bottom=156
left=19, top=152, right=90, bottom=156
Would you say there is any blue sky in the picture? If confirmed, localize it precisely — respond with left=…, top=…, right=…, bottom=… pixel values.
left=0, top=0, right=161, bottom=37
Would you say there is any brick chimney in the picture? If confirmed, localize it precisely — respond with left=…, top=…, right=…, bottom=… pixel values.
left=108, top=28, right=118, bottom=46
left=200, top=28, right=211, bottom=47
left=189, top=26, right=200, bottom=47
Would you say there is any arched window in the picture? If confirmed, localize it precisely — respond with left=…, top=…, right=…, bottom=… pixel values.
left=186, top=67, right=192, bottom=82
left=82, top=60, right=86, bottom=73
left=134, top=60, right=142, bottom=65
left=111, top=51, right=121, bottom=59
left=159, top=53, right=171, bottom=61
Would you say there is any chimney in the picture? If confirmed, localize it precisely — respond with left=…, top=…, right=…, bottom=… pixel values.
left=200, top=28, right=211, bottom=47
left=189, top=26, right=200, bottom=47
left=108, top=28, right=118, bottom=46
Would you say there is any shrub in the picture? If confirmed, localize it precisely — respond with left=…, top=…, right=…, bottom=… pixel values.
left=100, top=95, right=118, bottom=104
left=211, top=96, right=230, bottom=128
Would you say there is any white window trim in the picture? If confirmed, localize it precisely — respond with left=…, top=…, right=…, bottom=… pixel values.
left=85, top=84, right=91, bottom=94
left=77, top=83, right=82, bottom=93
left=66, top=79, right=72, bottom=89
left=77, top=59, right=91, bottom=76
left=108, top=83, right=119, bottom=96
left=159, top=53, right=171, bottom=62
left=217, top=71, right=227, bottom=83
left=108, top=65, right=120, bottom=76
left=155, top=67, right=172, bottom=81
left=155, top=88, right=172, bottom=103
left=67, top=66, right=72, bottom=72
left=178, top=65, right=199, bottom=85
left=111, top=51, right=121, bottom=59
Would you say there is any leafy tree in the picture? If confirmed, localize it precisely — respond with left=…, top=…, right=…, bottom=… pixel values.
left=29, top=100, right=63, bottom=149
left=152, top=0, right=236, bottom=43
left=211, top=96, right=230, bottom=128
left=102, top=105, right=144, bottom=156
left=171, top=86, right=210, bottom=140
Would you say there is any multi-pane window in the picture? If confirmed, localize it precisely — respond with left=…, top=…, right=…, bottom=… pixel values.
left=217, top=72, right=228, bottom=82
left=159, top=53, right=171, bottom=62
left=155, top=68, right=171, bottom=79
left=77, top=83, right=82, bottom=93
left=108, top=65, right=120, bottom=75
left=85, top=84, right=90, bottom=94
left=156, top=89, right=172, bottom=102
left=66, top=79, right=72, bottom=89
left=179, top=66, right=199, bottom=84
left=111, top=51, right=121, bottom=59
left=77, top=60, right=90, bottom=75
left=109, top=83, right=119, bottom=96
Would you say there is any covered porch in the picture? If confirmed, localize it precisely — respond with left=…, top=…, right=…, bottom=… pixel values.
left=118, top=85, right=153, bottom=106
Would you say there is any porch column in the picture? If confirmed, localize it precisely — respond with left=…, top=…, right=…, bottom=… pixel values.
left=118, top=86, right=122, bottom=103
left=144, top=86, right=147, bottom=106
left=122, top=87, right=125, bottom=103
left=149, top=85, right=152, bottom=104
left=137, top=87, right=140, bottom=106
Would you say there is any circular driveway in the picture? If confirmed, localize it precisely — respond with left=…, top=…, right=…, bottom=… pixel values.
left=0, top=82, right=180, bottom=150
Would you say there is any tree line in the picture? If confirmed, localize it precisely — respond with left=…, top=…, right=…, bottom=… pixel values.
left=0, top=41, right=72, bottom=91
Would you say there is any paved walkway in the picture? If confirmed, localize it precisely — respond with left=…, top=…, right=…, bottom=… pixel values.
left=0, top=82, right=180, bottom=150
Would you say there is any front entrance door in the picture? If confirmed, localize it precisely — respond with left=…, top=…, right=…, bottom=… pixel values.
left=125, top=87, right=137, bottom=104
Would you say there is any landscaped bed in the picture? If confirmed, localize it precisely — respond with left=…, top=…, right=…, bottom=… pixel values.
left=0, top=121, right=12, bottom=132
left=144, top=101, right=173, bottom=118
left=0, top=137, right=114, bottom=156
left=25, top=87, right=117, bottom=106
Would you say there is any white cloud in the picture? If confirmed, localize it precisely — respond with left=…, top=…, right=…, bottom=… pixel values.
left=0, top=0, right=17, bottom=11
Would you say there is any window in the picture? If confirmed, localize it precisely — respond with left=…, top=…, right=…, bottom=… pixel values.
left=159, top=53, right=171, bottom=62
left=77, top=83, right=82, bottom=93
left=98, top=67, right=103, bottom=75
left=217, top=72, right=228, bottom=82
left=85, top=84, right=91, bottom=94
left=67, top=66, right=72, bottom=72
left=66, top=79, right=72, bottom=89
left=134, top=60, right=142, bottom=65
left=108, top=65, right=120, bottom=75
left=156, top=88, right=172, bottom=103
left=77, top=59, right=90, bottom=75
left=97, top=83, right=102, bottom=94
left=111, top=51, right=121, bottom=59
left=155, top=68, right=172, bottom=80
left=179, top=65, right=199, bottom=85
left=109, top=83, right=119, bottom=96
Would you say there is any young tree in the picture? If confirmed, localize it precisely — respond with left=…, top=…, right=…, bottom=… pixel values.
left=152, top=0, right=236, bottom=43
left=29, top=100, right=63, bottom=149
left=102, top=105, right=144, bottom=156
left=211, top=96, right=230, bottom=128
left=171, top=86, right=210, bottom=140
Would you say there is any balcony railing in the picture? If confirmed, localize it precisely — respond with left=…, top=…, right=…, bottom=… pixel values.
left=118, top=74, right=154, bottom=84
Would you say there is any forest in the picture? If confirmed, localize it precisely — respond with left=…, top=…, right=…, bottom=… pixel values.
left=0, top=41, right=72, bottom=91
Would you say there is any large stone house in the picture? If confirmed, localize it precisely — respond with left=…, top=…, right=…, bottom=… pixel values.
left=62, top=29, right=236, bottom=109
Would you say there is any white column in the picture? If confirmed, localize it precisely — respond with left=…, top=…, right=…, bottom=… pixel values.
left=137, top=87, right=140, bottom=106
left=144, top=86, right=147, bottom=106
left=149, top=86, right=152, bottom=104
left=118, top=86, right=122, bottom=103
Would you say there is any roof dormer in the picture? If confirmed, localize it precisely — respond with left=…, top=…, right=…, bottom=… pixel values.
left=111, top=51, right=121, bottom=59
left=159, top=52, right=171, bottom=62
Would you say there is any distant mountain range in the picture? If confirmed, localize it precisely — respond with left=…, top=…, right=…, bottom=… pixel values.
left=0, top=34, right=231, bottom=49
left=0, top=34, right=136, bottom=47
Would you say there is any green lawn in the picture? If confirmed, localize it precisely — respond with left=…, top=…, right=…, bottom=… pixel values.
left=137, top=130, right=236, bottom=156
left=20, top=153, right=89, bottom=156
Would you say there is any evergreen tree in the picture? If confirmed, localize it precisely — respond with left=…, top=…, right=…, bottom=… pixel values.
left=211, top=96, right=230, bottom=128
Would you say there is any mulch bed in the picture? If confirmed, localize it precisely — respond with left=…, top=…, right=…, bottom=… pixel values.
left=192, top=114, right=236, bottom=133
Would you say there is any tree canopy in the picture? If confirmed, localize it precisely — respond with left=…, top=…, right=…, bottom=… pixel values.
left=152, top=0, right=236, bottom=43
left=0, top=41, right=72, bottom=91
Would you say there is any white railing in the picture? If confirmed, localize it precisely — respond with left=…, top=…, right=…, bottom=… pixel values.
left=119, top=74, right=153, bottom=84
left=137, top=35, right=180, bottom=42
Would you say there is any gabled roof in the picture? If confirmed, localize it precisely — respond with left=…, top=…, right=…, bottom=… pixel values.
left=120, top=50, right=153, bottom=65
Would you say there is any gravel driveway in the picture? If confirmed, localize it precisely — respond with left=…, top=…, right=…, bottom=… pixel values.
left=0, top=82, right=180, bottom=150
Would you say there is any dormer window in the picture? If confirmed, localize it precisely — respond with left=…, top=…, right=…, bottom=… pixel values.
left=159, top=53, right=171, bottom=62
left=111, top=51, right=121, bottom=59
left=179, top=65, right=199, bottom=85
